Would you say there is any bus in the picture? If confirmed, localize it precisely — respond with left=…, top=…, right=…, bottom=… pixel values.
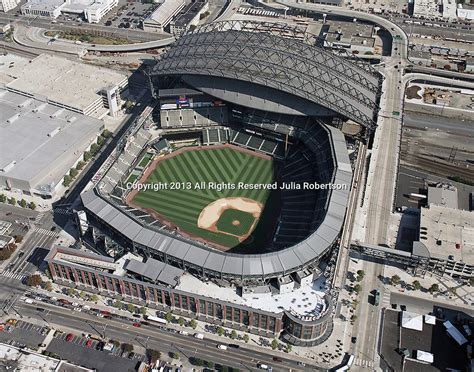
left=374, top=290, right=381, bottom=306
left=145, top=315, right=167, bottom=325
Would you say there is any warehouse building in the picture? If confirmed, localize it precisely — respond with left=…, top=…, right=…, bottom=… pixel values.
left=21, top=0, right=118, bottom=22
left=0, top=88, right=103, bottom=198
left=143, top=0, right=186, bottom=33
left=3, top=54, right=128, bottom=119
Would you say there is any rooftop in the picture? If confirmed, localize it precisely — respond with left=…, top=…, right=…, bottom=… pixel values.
left=0, top=89, right=103, bottom=192
left=145, top=0, right=185, bottom=26
left=176, top=272, right=328, bottom=318
left=428, top=183, right=458, bottom=209
left=173, top=0, right=208, bottom=27
left=0, top=343, right=94, bottom=371
left=381, top=309, right=470, bottom=372
left=21, top=0, right=65, bottom=12
left=5, top=54, right=127, bottom=115
left=419, top=205, right=474, bottom=263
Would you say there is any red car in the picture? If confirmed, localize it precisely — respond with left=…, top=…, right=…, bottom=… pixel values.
left=85, top=339, right=93, bottom=348
left=132, top=322, right=141, bottom=328
left=65, top=333, right=74, bottom=342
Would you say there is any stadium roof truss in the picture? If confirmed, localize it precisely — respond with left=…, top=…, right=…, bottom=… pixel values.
left=154, top=20, right=382, bottom=130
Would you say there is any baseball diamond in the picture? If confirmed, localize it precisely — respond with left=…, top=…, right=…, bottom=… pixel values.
left=127, top=145, right=280, bottom=251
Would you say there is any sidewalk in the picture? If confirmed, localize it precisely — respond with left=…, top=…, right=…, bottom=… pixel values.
left=29, top=279, right=340, bottom=368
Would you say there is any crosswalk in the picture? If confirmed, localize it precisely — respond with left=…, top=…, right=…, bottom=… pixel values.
left=34, top=227, right=58, bottom=237
left=34, top=212, right=45, bottom=224
left=354, top=357, right=375, bottom=368
left=0, top=270, right=28, bottom=281
left=381, top=290, right=391, bottom=308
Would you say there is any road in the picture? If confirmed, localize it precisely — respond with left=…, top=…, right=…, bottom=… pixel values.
left=0, top=13, right=166, bottom=42
left=15, top=301, right=310, bottom=372
left=279, top=2, right=408, bottom=368
left=404, top=112, right=474, bottom=137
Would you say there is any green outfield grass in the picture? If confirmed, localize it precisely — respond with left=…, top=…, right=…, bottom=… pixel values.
left=131, top=147, right=279, bottom=250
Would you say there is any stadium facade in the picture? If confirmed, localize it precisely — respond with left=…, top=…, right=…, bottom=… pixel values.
left=75, top=21, right=381, bottom=346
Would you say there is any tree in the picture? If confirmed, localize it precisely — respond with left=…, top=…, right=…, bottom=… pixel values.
left=190, top=357, right=204, bottom=366
left=19, top=199, right=27, bottom=208
left=43, top=281, right=53, bottom=291
left=230, top=330, right=237, bottom=339
left=70, top=168, right=78, bottom=178
left=25, top=274, right=42, bottom=287
left=76, top=161, right=86, bottom=170
left=111, top=340, right=120, bottom=348
left=412, top=280, right=421, bottom=291
left=189, top=319, right=197, bottom=329
left=470, top=277, right=474, bottom=287
left=127, top=303, right=135, bottom=313
left=0, top=243, right=16, bottom=260
left=178, top=317, right=185, bottom=326
left=14, top=235, right=23, bottom=243
left=216, top=326, right=225, bottom=336
left=165, top=311, right=173, bottom=323
left=90, top=294, right=99, bottom=302
left=242, top=333, right=249, bottom=343
left=353, top=284, right=362, bottom=293
left=121, top=343, right=133, bottom=353
left=113, top=300, right=122, bottom=308
left=390, top=275, right=401, bottom=286
left=67, top=287, right=77, bottom=296
left=79, top=291, right=86, bottom=299
left=63, top=175, right=72, bottom=187
left=28, top=202, right=36, bottom=210
left=206, top=361, right=215, bottom=369
left=139, top=306, right=147, bottom=315
left=83, top=151, right=92, bottom=161
left=8, top=197, right=16, bottom=205
left=90, top=143, right=100, bottom=155
left=351, top=315, right=358, bottom=322
left=97, top=136, right=105, bottom=146
left=271, top=338, right=279, bottom=350
left=0, top=194, right=6, bottom=203
left=357, top=270, right=365, bottom=280
left=147, top=349, right=161, bottom=363
left=169, top=351, right=179, bottom=359
left=102, top=129, right=112, bottom=138
left=284, top=343, right=292, bottom=353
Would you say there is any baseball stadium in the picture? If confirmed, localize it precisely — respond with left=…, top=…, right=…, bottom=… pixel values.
left=72, top=20, right=381, bottom=345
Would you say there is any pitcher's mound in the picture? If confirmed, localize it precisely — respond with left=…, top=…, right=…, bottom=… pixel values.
left=232, top=220, right=240, bottom=226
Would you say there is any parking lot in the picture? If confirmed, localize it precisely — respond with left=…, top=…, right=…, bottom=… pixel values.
left=47, top=334, right=145, bottom=371
left=0, top=319, right=49, bottom=349
left=0, top=319, right=147, bottom=372
left=101, top=0, right=158, bottom=30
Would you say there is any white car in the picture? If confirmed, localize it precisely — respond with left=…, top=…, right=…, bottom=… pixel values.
left=73, top=307, right=82, bottom=312
left=217, top=344, right=228, bottom=350
left=96, top=313, right=104, bottom=318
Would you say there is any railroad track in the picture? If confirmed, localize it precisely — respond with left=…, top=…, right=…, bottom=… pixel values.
left=1, top=43, right=39, bottom=58
left=402, top=153, right=474, bottom=183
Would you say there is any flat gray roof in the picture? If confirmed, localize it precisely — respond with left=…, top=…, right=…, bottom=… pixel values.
left=0, top=89, right=102, bottom=192
left=125, top=257, right=184, bottom=286
left=82, top=123, right=352, bottom=279
left=6, top=54, right=127, bottom=114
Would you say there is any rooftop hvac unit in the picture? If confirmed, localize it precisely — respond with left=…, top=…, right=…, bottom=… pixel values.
left=0, top=161, right=16, bottom=173
left=7, top=113, right=20, bottom=123
left=67, top=116, right=77, bottom=123
left=32, top=103, right=47, bottom=113
left=50, top=108, right=64, bottom=118
left=48, top=127, right=60, bottom=137
left=18, top=98, right=33, bottom=108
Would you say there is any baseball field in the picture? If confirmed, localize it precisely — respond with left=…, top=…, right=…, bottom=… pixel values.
left=129, top=145, right=280, bottom=251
